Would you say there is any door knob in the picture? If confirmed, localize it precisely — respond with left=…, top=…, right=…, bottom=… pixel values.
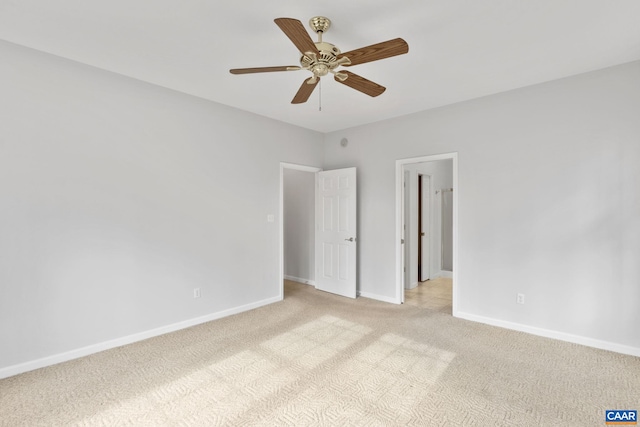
left=345, top=237, right=354, bottom=242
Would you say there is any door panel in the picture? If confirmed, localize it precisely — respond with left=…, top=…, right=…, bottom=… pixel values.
left=323, top=197, right=333, bottom=229
left=315, top=168, right=357, bottom=298
left=322, top=243, right=333, bottom=277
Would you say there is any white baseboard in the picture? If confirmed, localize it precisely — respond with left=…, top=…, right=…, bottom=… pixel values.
left=0, top=296, right=281, bottom=380
left=455, top=311, right=640, bottom=358
left=358, top=291, right=398, bottom=304
left=433, top=270, right=453, bottom=279
left=405, top=281, right=419, bottom=290
left=284, top=275, right=315, bottom=286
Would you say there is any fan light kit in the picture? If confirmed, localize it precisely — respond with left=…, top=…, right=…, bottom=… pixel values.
left=230, top=17, right=409, bottom=104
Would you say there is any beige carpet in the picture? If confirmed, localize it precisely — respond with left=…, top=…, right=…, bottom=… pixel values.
left=1, top=280, right=638, bottom=426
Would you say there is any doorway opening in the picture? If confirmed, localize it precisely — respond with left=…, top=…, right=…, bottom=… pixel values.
left=279, top=163, right=358, bottom=300
left=279, top=163, right=320, bottom=300
left=395, top=153, right=458, bottom=314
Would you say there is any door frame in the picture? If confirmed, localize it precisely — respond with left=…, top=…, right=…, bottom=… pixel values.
left=395, top=153, right=458, bottom=313
left=403, top=170, right=411, bottom=289
left=279, top=162, right=322, bottom=301
left=418, top=173, right=431, bottom=282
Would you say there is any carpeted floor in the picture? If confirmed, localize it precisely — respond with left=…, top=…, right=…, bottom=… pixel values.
left=1, top=280, right=638, bottom=426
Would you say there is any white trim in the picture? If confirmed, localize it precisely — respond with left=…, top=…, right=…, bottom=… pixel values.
left=419, top=173, right=432, bottom=282
left=279, top=162, right=322, bottom=301
left=396, top=153, right=458, bottom=309
left=280, top=162, right=322, bottom=173
left=433, top=270, right=453, bottom=279
left=396, top=166, right=404, bottom=304
left=284, top=275, right=316, bottom=286
left=358, top=291, right=398, bottom=304
left=456, top=311, right=640, bottom=358
left=0, top=296, right=281, bottom=380
left=406, top=282, right=419, bottom=290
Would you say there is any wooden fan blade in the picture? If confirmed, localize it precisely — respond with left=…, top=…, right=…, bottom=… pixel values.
left=230, top=66, right=300, bottom=74
left=274, top=18, right=320, bottom=56
left=335, top=71, right=386, bottom=97
left=292, top=77, right=319, bottom=104
left=339, top=38, right=409, bottom=66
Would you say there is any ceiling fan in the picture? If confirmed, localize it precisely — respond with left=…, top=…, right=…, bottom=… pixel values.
left=229, top=17, right=409, bottom=104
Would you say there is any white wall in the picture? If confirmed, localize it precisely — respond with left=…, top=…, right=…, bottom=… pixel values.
left=283, top=169, right=315, bottom=284
left=2, top=39, right=638, bottom=375
left=324, top=61, right=640, bottom=353
left=0, top=40, right=324, bottom=374
left=404, top=160, right=453, bottom=287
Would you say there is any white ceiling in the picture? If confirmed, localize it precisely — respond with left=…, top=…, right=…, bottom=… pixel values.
left=1, top=1, right=639, bottom=133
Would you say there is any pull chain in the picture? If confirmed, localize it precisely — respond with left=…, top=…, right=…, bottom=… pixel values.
left=319, top=78, right=322, bottom=112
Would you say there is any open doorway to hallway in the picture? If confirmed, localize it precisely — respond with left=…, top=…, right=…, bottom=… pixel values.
left=396, top=153, right=458, bottom=314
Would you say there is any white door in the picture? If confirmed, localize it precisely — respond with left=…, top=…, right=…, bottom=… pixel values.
left=419, top=174, right=430, bottom=281
left=315, top=167, right=357, bottom=298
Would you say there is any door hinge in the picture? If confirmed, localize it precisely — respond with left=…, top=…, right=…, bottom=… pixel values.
left=401, top=239, right=405, bottom=244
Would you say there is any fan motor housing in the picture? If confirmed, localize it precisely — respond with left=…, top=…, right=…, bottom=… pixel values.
left=300, top=42, right=342, bottom=76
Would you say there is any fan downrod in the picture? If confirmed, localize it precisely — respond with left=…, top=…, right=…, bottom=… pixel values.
left=300, top=17, right=350, bottom=83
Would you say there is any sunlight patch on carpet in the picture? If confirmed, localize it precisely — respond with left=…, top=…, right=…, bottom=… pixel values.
left=261, top=315, right=373, bottom=369
left=73, top=317, right=456, bottom=425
